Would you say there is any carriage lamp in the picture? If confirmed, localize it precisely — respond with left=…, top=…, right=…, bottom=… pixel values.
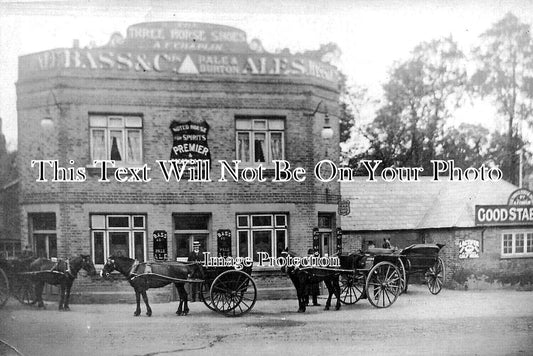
left=41, top=111, right=54, bottom=130
left=41, top=90, right=59, bottom=129
left=321, top=107, right=334, bottom=157
left=304, top=101, right=334, bottom=154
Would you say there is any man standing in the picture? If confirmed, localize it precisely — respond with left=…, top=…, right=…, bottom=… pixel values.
left=188, top=241, right=202, bottom=302
left=304, top=249, right=321, bottom=306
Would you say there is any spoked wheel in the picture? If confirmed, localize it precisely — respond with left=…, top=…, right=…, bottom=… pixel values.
left=365, top=261, right=402, bottom=308
left=210, top=270, right=257, bottom=317
left=200, top=281, right=217, bottom=312
left=397, top=258, right=408, bottom=294
left=13, top=279, right=35, bottom=305
left=339, top=273, right=364, bottom=305
left=425, top=257, right=445, bottom=295
left=0, top=268, right=9, bottom=308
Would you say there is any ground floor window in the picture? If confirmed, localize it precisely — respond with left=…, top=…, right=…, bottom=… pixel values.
left=501, top=231, right=533, bottom=257
left=0, top=241, right=20, bottom=258
left=237, top=214, right=288, bottom=261
left=174, top=214, right=210, bottom=259
left=317, top=213, right=334, bottom=256
left=91, top=214, right=146, bottom=265
left=29, top=213, right=57, bottom=259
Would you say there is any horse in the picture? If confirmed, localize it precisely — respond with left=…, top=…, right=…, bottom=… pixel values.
left=30, top=254, right=96, bottom=310
left=101, top=256, right=204, bottom=317
left=280, top=250, right=341, bottom=313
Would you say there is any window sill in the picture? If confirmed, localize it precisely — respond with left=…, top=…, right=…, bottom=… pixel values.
left=225, top=164, right=279, bottom=178
left=500, top=254, right=533, bottom=259
left=253, top=264, right=284, bottom=272
left=86, top=165, right=146, bottom=177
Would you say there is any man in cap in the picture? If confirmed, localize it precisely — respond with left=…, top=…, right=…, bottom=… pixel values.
left=304, top=249, right=321, bottom=306
left=188, top=241, right=203, bottom=302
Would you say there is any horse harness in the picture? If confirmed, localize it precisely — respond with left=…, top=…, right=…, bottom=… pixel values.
left=49, top=258, right=74, bottom=278
left=108, top=258, right=204, bottom=283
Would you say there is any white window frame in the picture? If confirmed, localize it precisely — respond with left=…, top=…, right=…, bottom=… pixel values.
left=235, top=117, right=285, bottom=166
left=236, top=213, right=288, bottom=262
left=29, top=213, right=57, bottom=259
left=173, top=214, right=211, bottom=261
left=501, top=230, right=533, bottom=258
left=89, top=115, right=143, bottom=165
left=91, top=214, right=147, bottom=267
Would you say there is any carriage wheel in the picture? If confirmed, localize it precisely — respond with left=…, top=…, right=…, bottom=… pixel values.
left=339, top=273, right=364, bottom=305
left=0, top=268, right=9, bottom=308
left=365, top=262, right=401, bottom=308
left=14, top=280, right=34, bottom=305
left=210, top=270, right=257, bottom=317
left=425, top=257, right=445, bottom=295
left=200, top=281, right=217, bottom=312
left=397, top=258, right=408, bottom=294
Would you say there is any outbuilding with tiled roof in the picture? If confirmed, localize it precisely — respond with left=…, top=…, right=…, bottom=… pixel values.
left=340, top=178, right=533, bottom=289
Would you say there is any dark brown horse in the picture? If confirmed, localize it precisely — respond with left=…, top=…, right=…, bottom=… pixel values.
left=280, top=250, right=341, bottom=313
left=30, top=254, right=96, bottom=310
left=101, top=256, right=204, bottom=317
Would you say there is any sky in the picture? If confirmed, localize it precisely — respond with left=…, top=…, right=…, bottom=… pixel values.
left=1, top=0, right=532, bottom=151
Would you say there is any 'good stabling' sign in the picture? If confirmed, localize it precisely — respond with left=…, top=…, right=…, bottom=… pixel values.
left=475, top=205, right=533, bottom=226
left=475, top=188, right=533, bottom=226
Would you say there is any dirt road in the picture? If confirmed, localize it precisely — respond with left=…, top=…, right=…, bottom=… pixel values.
left=1, top=285, right=532, bottom=356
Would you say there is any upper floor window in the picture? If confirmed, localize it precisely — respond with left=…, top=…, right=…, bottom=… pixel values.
left=236, top=117, right=284, bottom=164
left=90, top=115, right=143, bottom=164
left=501, top=232, right=533, bottom=258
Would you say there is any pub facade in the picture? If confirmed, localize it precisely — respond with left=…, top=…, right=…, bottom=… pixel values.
left=16, top=22, right=341, bottom=280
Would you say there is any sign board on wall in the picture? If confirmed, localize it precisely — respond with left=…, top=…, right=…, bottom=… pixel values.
left=336, top=228, right=343, bottom=254
left=338, top=200, right=350, bottom=216
left=124, top=22, right=249, bottom=52
left=312, top=227, right=319, bottom=254
left=507, top=188, right=533, bottom=205
left=153, top=230, right=168, bottom=260
left=18, top=22, right=340, bottom=85
left=169, top=120, right=211, bottom=162
left=458, top=239, right=480, bottom=259
left=217, top=229, right=231, bottom=257
left=475, top=188, right=533, bottom=226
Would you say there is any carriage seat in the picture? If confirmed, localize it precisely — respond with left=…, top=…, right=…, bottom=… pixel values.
left=366, top=247, right=397, bottom=255
left=338, top=252, right=367, bottom=270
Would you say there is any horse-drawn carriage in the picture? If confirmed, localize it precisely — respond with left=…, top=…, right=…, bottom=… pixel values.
left=280, top=249, right=404, bottom=312
left=101, top=256, right=257, bottom=317
left=338, top=243, right=445, bottom=307
left=0, top=255, right=96, bottom=310
left=0, top=257, right=37, bottom=308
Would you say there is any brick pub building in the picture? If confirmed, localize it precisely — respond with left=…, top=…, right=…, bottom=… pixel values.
left=16, top=22, right=341, bottom=300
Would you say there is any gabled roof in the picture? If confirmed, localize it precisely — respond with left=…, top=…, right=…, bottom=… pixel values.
left=341, top=177, right=517, bottom=231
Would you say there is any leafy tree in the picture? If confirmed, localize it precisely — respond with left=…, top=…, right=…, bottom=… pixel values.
left=351, top=37, right=467, bottom=173
left=339, top=83, right=372, bottom=164
left=437, top=123, right=490, bottom=168
left=486, top=130, right=531, bottom=184
left=471, top=13, right=533, bottom=184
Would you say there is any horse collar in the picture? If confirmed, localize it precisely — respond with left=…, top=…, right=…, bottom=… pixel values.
left=128, top=259, right=140, bottom=277
left=66, top=259, right=72, bottom=276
